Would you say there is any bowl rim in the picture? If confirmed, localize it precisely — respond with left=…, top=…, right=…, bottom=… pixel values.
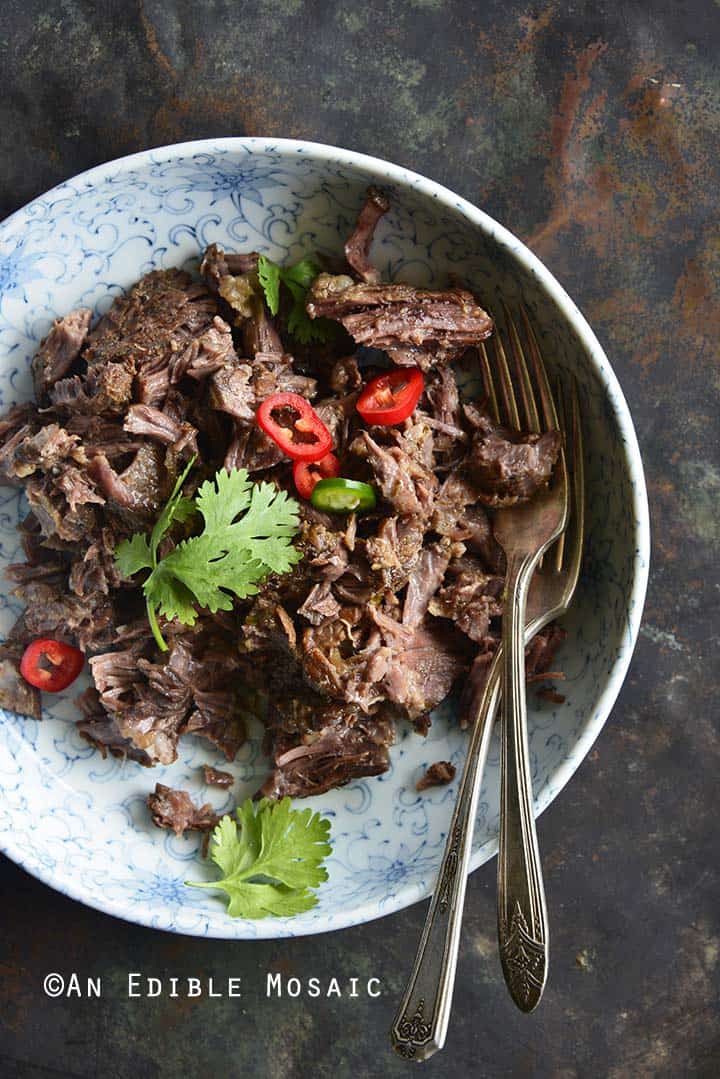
left=0, top=136, right=650, bottom=938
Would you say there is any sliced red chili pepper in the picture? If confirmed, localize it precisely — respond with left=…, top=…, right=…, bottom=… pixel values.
left=293, top=452, right=340, bottom=500
left=256, top=392, right=333, bottom=462
left=356, top=367, right=424, bottom=426
left=20, top=639, right=84, bottom=693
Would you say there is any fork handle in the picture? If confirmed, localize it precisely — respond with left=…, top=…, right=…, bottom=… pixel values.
left=390, top=652, right=502, bottom=1061
left=498, top=551, right=549, bottom=1012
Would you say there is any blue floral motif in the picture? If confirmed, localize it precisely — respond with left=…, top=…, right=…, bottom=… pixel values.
left=124, top=868, right=194, bottom=908
left=154, top=157, right=293, bottom=218
left=0, top=138, right=649, bottom=940
left=0, top=242, right=47, bottom=301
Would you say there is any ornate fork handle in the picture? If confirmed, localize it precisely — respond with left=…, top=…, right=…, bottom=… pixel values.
left=390, top=651, right=502, bottom=1060
left=497, top=551, right=549, bottom=1012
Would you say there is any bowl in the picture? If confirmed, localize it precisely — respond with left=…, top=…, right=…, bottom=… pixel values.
left=0, top=138, right=649, bottom=938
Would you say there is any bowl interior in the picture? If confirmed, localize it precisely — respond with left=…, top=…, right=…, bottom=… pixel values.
left=0, top=142, right=646, bottom=937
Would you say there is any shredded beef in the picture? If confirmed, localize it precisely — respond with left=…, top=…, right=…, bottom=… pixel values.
left=432, top=470, right=504, bottom=571
left=363, top=515, right=425, bottom=592
left=32, top=309, right=92, bottom=399
left=181, top=694, right=246, bottom=761
left=458, top=623, right=568, bottom=729
left=0, top=184, right=569, bottom=805
left=428, top=558, right=504, bottom=643
left=209, top=364, right=256, bottom=421
left=7, top=423, right=85, bottom=480
left=417, top=760, right=456, bottom=791
left=301, top=605, right=471, bottom=722
left=259, top=698, right=395, bottom=799
left=330, top=355, right=363, bottom=395
left=210, top=352, right=316, bottom=426
left=297, top=581, right=341, bottom=625
left=240, top=296, right=284, bottom=356
left=466, top=411, right=562, bottom=506
left=0, top=655, right=41, bottom=719
left=223, top=423, right=286, bottom=472
left=171, top=317, right=238, bottom=383
left=124, top=404, right=198, bottom=456
left=84, top=361, right=135, bottom=414
left=88, top=443, right=167, bottom=518
left=378, top=619, right=471, bottom=720
left=200, top=243, right=259, bottom=294
left=147, top=783, right=221, bottom=836
left=202, top=764, right=234, bottom=789
left=76, top=686, right=153, bottom=765
left=351, top=430, right=437, bottom=516
left=403, top=543, right=452, bottom=628
left=525, top=624, right=568, bottom=680
left=344, top=185, right=390, bottom=283
left=85, top=631, right=247, bottom=767
left=307, top=277, right=493, bottom=371
left=84, top=270, right=217, bottom=380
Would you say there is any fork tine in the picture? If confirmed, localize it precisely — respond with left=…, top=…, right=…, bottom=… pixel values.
left=548, top=376, right=584, bottom=575
left=551, top=379, right=568, bottom=572
left=478, top=341, right=501, bottom=424
left=492, top=329, right=520, bottom=429
left=519, top=304, right=560, bottom=432
left=504, top=305, right=540, bottom=434
left=561, top=377, right=585, bottom=581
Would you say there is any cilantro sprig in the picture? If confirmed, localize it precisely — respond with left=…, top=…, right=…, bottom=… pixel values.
left=257, top=254, right=337, bottom=345
left=186, top=798, right=332, bottom=919
left=115, top=461, right=302, bottom=652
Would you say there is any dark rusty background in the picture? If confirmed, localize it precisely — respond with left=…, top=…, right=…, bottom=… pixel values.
left=1, top=2, right=718, bottom=1077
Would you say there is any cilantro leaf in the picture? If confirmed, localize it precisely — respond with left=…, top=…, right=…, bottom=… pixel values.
left=193, top=466, right=253, bottom=532
left=114, top=465, right=302, bottom=652
left=215, top=881, right=318, bottom=921
left=257, top=253, right=337, bottom=345
left=154, top=538, right=264, bottom=613
left=257, top=255, right=281, bottom=316
left=149, top=456, right=197, bottom=555
left=156, top=472, right=302, bottom=612
left=220, top=478, right=302, bottom=566
left=287, top=300, right=338, bottom=345
left=151, top=565, right=203, bottom=625
left=114, top=456, right=198, bottom=651
left=186, top=798, right=332, bottom=920
left=281, top=256, right=322, bottom=291
left=252, top=796, right=331, bottom=890
left=115, top=533, right=152, bottom=577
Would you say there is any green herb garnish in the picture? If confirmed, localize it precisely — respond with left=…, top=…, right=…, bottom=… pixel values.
left=186, top=798, right=332, bottom=919
left=115, top=462, right=302, bottom=652
left=257, top=254, right=337, bottom=345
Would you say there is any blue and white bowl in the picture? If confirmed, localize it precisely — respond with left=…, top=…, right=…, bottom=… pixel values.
left=0, top=139, right=649, bottom=938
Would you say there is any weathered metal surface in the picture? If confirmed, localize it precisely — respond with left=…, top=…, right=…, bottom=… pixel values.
left=0, top=2, right=718, bottom=1076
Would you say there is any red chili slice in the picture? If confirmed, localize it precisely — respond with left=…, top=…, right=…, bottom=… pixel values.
left=293, top=452, right=340, bottom=500
left=356, top=367, right=424, bottom=426
left=20, top=639, right=85, bottom=693
left=256, top=392, right=333, bottom=462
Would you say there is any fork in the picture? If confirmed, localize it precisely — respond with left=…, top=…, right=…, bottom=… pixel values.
left=492, top=308, right=569, bottom=1012
left=390, top=310, right=582, bottom=1059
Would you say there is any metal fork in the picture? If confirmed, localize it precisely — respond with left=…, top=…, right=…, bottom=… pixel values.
left=493, top=309, right=568, bottom=1012
left=390, top=310, right=582, bottom=1059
